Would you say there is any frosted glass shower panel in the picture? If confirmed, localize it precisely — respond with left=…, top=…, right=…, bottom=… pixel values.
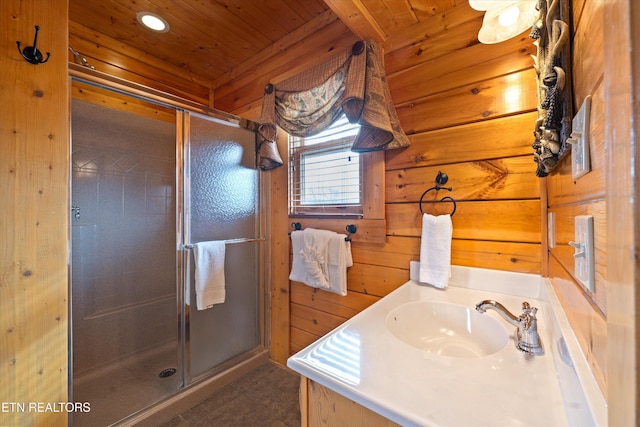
left=188, top=242, right=261, bottom=377
left=187, top=113, right=262, bottom=379
left=189, top=115, right=258, bottom=242
left=71, top=97, right=180, bottom=426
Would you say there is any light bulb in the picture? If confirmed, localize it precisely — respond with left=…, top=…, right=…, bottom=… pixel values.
left=498, top=6, right=520, bottom=27
left=477, top=0, right=537, bottom=44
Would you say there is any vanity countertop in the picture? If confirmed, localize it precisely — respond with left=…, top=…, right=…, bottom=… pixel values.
left=287, top=265, right=607, bottom=427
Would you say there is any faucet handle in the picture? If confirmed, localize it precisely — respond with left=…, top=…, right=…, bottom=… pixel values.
left=521, top=302, right=537, bottom=316
left=519, top=302, right=538, bottom=331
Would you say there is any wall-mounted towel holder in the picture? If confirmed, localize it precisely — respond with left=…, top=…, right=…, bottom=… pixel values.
left=183, top=237, right=264, bottom=250
left=290, top=222, right=356, bottom=241
left=419, top=171, right=457, bottom=217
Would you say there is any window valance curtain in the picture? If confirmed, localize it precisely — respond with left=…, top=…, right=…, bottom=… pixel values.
left=256, top=40, right=410, bottom=170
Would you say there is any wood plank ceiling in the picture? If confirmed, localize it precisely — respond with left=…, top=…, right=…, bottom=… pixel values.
left=68, top=0, right=460, bottom=86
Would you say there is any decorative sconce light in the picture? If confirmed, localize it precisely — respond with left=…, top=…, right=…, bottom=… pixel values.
left=469, top=0, right=538, bottom=44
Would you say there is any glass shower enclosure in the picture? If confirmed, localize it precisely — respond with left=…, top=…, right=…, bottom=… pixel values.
left=70, top=80, right=265, bottom=426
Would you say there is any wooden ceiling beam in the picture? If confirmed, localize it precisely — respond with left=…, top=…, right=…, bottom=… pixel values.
left=323, top=0, right=386, bottom=42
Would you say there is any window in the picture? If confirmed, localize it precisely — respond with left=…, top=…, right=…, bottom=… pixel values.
left=289, top=114, right=362, bottom=217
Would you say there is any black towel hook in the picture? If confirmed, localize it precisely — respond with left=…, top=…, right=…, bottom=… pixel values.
left=419, top=171, right=457, bottom=216
left=17, top=25, right=50, bottom=65
left=345, top=224, right=357, bottom=242
left=434, top=171, right=451, bottom=190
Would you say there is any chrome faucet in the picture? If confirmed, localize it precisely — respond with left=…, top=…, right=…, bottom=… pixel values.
left=475, top=300, right=544, bottom=356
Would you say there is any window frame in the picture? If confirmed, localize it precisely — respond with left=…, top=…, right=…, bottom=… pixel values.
left=288, top=118, right=364, bottom=217
left=284, top=123, right=386, bottom=244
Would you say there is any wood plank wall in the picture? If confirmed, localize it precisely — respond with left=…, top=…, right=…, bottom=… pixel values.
left=215, top=0, right=611, bottom=405
left=545, top=0, right=608, bottom=395
left=1, top=2, right=70, bottom=426
left=286, top=6, right=542, bottom=356
left=210, top=5, right=546, bottom=361
left=603, top=0, right=638, bottom=423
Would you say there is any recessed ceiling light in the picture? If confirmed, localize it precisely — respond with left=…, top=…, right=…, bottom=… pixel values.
left=136, top=12, right=169, bottom=33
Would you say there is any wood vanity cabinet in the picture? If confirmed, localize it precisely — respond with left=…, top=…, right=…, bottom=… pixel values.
left=299, top=377, right=400, bottom=427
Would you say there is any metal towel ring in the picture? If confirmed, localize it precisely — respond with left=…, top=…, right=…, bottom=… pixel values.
left=419, top=188, right=457, bottom=217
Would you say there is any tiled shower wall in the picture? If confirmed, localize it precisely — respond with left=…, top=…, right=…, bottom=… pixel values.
left=71, top=100, right=177, bottom=374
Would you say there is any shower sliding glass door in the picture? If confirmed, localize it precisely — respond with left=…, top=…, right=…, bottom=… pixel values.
left=70, top=80, right=265, bottom=426
left=184, top=113, right=264, bottom=380
left=71, top=90, right=181, bottom=426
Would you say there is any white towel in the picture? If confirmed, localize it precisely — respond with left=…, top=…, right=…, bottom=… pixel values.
left=326, top=235, right=353, bottom=296
left=289, top=228, right=352, bottom=295
left=193, top=241, right=226, bottom=310
left=419, top=213, right=453, bottom=288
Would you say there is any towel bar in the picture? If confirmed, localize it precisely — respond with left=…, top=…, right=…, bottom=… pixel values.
left=183, top=237, right=265, bottom=249
left=289, top=223, right=356, bottom=242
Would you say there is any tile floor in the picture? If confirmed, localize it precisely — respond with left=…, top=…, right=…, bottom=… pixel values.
left=162, top=362, right=301, bottom=427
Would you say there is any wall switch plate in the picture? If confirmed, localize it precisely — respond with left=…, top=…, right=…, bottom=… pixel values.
left=547, top=212, right=555, bottom=248
left=569, top=215, right=595, bottom=292
left=567, top=95, right=592, bottom=179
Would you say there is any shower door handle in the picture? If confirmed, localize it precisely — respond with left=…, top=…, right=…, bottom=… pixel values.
left=71, top=206, right=81, bottom=221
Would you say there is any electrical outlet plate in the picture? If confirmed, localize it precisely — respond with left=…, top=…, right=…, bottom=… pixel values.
left=570, top=215, right=595, bottom=292
left=567, top=95, right=592, bottom=179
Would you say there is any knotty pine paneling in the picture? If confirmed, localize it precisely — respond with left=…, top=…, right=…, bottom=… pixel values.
left=548, top=256, right=607, bottom=395
left=386, top=112, right=537, bottom=169
left=269, top=131, right=292, bottom=365
left=305, top=380, right=401, bottom=427
left=549, top=201, right=607, bottom=314
left=383, top=17, right=483, bottom=75
left=452, top=239, right=540, bottom=273
left=290, top=326, right=319, bottom=354
left=395, top=69, right=537, bottom=134
left=69, top=22, right=212, bottom=105
left=291, top=303, right=346, bottom=339
left=386, top=200, right=541, bottom=242
left=571, top=0, right=604, bottom=106
left=346, top=263, right=409, bottom=296
left=1, top=2, right=69, bottom=426
left=381, top=2, right=481, bottom=53
left=546, top=81, right=606, bottom=206
left=291, top=282, right=380, bottom=318
left=386, top=156, right=539, bottom=203
left=544, top=0, right=608, bottom=397
left=603, top=0, right=637, bottom=420
left=387, top=34, right=535, bottom=104
left=213, top=9, right=340, bottom=92
left=355, top=236, right=540, bottom=274
left=214, top=21, right=359, bottom=116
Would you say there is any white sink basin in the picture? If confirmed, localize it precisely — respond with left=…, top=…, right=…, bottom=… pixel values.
left=386, top=301, right=509, bottom=358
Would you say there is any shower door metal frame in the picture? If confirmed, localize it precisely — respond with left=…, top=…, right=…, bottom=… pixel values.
left=68, top=66, right=268, bottom=418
